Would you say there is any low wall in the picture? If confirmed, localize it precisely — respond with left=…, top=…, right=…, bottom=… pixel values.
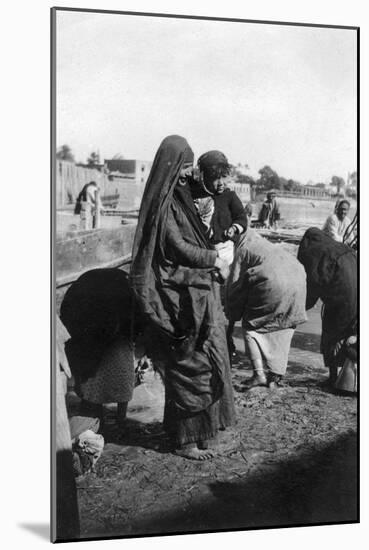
left=56, top=160, right=145, bottom=210
left=55, top=223, right=137, bottom=287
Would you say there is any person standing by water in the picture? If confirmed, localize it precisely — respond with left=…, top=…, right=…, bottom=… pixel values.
left=74, top=181, right=104, bottom=230
left=244, top=201, right=253, bottom=222
left=322, top=199, right=352, bottom=243
left=258, top=190, right=281, bottom=229
left=130, top=135, right=235, bottom=460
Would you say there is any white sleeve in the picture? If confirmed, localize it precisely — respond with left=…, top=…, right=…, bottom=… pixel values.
left=323, top=215, right=342, bottom=242
left=232, top=223, right=245, bottom=234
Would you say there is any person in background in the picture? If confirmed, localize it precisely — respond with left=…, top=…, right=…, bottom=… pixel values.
left=226, top=229, right=307, bottom=388
left=244, top=201, right=253, bottom=221
left=322, top=199, right=351, bottom=243
left=74, top=181, right=104, bottom=230
left=195, top=150, right=248, bottom=266
left=130, top=135, right=235, bottom=461
left=258, top=190, right=281, bottom=229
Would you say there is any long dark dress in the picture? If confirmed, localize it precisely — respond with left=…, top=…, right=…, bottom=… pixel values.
left=130, top=135, right=235, bottom=446
left=297, top=228, right=357, bottom=367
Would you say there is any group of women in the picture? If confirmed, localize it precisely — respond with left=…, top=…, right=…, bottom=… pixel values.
left=61, top=134, right=357, bottom=463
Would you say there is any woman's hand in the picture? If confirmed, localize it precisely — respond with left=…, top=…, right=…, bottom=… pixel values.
left=215, top=257, right=230, bottom=281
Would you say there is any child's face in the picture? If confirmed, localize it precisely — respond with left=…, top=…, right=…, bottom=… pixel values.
left=207, top=175, right=229, bottom=195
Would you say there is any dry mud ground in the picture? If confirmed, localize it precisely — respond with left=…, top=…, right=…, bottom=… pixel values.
left=73, top=304, right=357, bottom=539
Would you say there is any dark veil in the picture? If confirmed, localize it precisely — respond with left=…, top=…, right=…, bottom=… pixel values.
left=131, top=136, right=233, bottom=416
left=130, top=135, right=210, bottom=336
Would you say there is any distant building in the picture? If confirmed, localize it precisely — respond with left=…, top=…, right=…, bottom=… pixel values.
left=227, top=181, right=251, bottom=202
left=105, top=159, right=152, bottom=184
left=75, top=162, right=107, bottom=173
left=300, top=185, right=331, bottom=198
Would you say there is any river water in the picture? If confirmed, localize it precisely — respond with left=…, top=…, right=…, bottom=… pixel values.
left=56, top=197, right=357, bottom=237
left=252, top=197, right=357, bottom=231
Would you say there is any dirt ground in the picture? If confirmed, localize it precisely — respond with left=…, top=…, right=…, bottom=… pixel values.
left=72, top=304, right=357, bottom=539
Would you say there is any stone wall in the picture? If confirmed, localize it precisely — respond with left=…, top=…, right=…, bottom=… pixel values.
left=55, top=160, right=145, bottom=210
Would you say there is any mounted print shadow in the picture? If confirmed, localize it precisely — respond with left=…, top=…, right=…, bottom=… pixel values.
left=51, top=6, right=358, bottom=543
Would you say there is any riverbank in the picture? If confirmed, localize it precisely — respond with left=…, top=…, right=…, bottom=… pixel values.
left=56, top=195, right=357, bottom=238
left=252, top=196, right=357, bottom=230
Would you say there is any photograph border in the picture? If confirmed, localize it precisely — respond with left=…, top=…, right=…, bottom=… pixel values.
left=51, top=6, right=360, bottom=543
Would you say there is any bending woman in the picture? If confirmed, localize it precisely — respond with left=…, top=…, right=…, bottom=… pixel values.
left=298, top=227, right=357, bottom=387
left=226, top=229, right=307, bottom=388
left=60, top=268, right=136, bottom=428
left=130, top=135, right=235, bottom=460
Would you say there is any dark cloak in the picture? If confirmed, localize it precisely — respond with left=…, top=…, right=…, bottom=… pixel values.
left=60, top=268, right=135, bottom=383
left=130, top=135, right=235, bottom=426
left=297, top=227, right=357, bottom=364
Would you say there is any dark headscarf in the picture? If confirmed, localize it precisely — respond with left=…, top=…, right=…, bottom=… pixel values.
left=131, top=136, right=230, bottom=415
left=130, top=135, right=211, bottom=336
left=60, top=268, right=135, bottom=381
left=190, top=150, right=231, bottom=198
left=198, top=150, right=230, bottom=172
left=197, top=150, right=231, bottom=184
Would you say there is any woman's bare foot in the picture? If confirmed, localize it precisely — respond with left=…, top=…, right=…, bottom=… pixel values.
left=242, top=374, right=267, bottom=389
left=174, top=443, right=214, bottom=460
left=198, top=437, right=218, bottom=450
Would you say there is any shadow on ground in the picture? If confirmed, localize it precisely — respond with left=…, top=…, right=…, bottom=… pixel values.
left=102, top=416, right=171, bottom=453
left=110, top=430, right=357, bottom=537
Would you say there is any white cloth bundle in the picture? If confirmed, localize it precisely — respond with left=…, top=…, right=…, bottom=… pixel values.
left=76, top=430, right=104, bottom=472
left=215, top=240, right=234, bottom=266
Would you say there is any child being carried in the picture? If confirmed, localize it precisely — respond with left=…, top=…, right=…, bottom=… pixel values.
left=194, top=150, right=248, bottom=265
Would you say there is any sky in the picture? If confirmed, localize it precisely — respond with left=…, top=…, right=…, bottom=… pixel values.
left=56, top=10, right=357, bottom=184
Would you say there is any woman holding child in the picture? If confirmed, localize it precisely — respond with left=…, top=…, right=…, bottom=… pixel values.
left=130, top=135, right=235, bottom=460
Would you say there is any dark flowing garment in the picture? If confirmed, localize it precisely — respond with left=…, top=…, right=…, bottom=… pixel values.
left=60, top=268, right=135, bottom=404
left=130, top=135, right=235, bottom=446
left=297, top=228, right=357, bottom=367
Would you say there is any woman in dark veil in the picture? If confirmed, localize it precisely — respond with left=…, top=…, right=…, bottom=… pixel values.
left=298, top=227, right=357, bottom=387
left=130, top=135, right=235, bottom=460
